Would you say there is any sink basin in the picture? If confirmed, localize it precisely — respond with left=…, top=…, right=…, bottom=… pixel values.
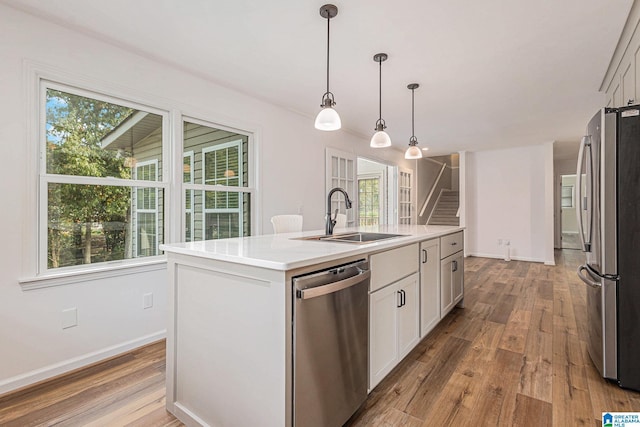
left=294, top=232, right=406, bottom=244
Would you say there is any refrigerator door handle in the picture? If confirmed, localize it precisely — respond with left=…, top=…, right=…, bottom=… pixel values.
left=577, top=264, right=602, bottom=289
left=576, top=135, right=592, bottom=252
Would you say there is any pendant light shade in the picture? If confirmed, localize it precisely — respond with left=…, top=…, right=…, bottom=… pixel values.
left=371, top=129, right=392, bottom=148
left=405, top=83, right=425, bottom=159
left=315, top=4, right=341, bottom=131
left=405, top=144, right=423, bottom=159
left=370, top=53, right=391, bottom=147
left=315, top=98, right=341, bottom=130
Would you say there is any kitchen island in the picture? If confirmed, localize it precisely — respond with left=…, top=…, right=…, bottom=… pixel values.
left=161, top=224, right=464, bottom=427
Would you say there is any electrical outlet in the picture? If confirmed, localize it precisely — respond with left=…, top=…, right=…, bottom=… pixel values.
left=62, top=308, right=78, bottom=329
left=143, top=293, right=153, bottom=309
left=497, top=239, right=503, bottom=246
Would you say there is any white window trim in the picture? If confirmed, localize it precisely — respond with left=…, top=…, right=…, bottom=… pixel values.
left=182, top=115, right=258, bottom=237
left=35, top=79, right=170, bottom=277
left=21, top=65, right=260, bottom=289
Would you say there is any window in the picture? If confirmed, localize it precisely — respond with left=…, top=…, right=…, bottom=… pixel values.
left=561, top=185, right=574, bottom=208
left=325, top=148, right=356, bottom=227
left=37, top=80, right=255, bottom=277
left=398, top=168, right=413, bottom=224
left=358, top=176, right=381, bottom=226
left=183, top=121, right=252, bottom=241
left=43, top=83, right=166, bottom=271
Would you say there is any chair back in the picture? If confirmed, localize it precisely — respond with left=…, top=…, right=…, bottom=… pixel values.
left=334, top=213, right=347, bottom=231
left=270, top=215, right=303, bottom=234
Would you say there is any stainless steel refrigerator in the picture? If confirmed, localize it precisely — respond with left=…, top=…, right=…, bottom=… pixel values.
left=576, top=105, right=640, bottom=391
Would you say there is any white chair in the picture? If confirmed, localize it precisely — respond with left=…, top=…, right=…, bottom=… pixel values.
left=334, top=213, right=347, bottom=231
left=270, top=215, right=303, bottom=234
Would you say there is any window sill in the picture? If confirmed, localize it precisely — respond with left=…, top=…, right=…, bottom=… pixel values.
left=19, top=258, right=167, bottom=291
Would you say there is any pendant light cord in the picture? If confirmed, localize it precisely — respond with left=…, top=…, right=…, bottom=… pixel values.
left=378, top=59, right=382, bottom=121
left=326, top=13, right=330, bottom=95
left=411, top=87, right=415, bottom=137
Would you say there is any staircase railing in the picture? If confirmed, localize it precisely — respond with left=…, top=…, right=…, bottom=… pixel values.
left=419, top=162, right=447, bottom=218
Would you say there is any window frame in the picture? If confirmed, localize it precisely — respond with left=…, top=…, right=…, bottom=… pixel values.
left=181, top=115, right=256, bottom=242
left=21, top=70, right=259, bottom=289
left=37, top=80, right=170, bottom=275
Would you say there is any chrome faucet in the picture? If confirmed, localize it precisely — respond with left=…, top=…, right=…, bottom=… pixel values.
left=326, top=187, right=353, bottom=235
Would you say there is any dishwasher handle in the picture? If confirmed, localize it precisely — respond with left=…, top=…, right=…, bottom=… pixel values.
left=298, top=269, right=370, bottom=300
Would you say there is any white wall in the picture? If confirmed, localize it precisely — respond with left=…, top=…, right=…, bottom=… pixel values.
left=0, top=5, right=413, bottom=393
left=466, top=144, right=553, bottom=263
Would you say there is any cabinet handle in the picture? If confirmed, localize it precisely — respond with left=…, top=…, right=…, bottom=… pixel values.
left=397, top=289, right=406, bottom=307
left=452, top=260, right=458, bottom=272
left=422, top=249, right=428, bottom=264
left=451, top=242, right=457, bottom=246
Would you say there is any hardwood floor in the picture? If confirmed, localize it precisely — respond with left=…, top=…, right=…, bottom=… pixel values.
left=347, top=250, right=640, bottom=426
left=1, top=250, right=638, bottom=426
left=0, top=342, right=182, bottom=427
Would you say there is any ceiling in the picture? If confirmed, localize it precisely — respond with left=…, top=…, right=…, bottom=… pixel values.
left=3, top=0, right=633, bottom=156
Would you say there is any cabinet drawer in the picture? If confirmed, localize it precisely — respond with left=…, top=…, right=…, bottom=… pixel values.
left=440, top=231, right=463, bottom=259
left=370, top=243, right=418, bottom=292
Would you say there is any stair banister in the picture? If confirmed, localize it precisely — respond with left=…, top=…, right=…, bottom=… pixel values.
left=419, top=163, right=447, bottom=217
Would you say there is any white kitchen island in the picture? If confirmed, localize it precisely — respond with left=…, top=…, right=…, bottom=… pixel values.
left=161, top=225, right=463, bottom=427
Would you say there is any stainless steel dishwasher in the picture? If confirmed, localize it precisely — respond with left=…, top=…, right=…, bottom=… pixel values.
left=293, top=259, right=370, bottom=427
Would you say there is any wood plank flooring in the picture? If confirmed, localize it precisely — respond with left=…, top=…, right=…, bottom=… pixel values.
left=0, top=341, right=181, bottom=427
left=347, top=250, right=640, bottom=426
left=1, top=250, right=638, bottom=426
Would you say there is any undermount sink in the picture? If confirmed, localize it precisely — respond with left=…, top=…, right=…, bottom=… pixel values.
left=294, top=232, right=406, bottom=244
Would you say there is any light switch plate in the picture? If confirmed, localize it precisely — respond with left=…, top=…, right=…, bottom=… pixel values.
left=62, top=308, right=77, bottom=329
left=143, top=293, right=153, bottom=309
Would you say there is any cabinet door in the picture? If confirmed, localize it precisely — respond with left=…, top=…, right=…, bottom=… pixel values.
left=369, top=282, right=399, bottom=389
left=397, top=273, right=420, bottom=360
left=420, top=240, right=440, bottom=338
left=452, top=252, right=464, bottom=305
left=440, top=256, right=454, bottom=317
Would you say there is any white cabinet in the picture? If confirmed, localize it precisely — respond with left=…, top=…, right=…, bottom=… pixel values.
left=370, top=243, right=418, bottom=292
left=439, top=231, right=464, bottom=318
left=441, top=251, right=464, bottom=317
left=419, top=239, right=440, bottom=338
left=369, top=273, right=419, bottom=389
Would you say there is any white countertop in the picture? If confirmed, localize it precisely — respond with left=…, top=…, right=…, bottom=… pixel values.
left=161, top=225, right=463, bottom=271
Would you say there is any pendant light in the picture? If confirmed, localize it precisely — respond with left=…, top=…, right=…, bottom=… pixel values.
left=370, top=53, right=391, bottom=148
left=315, top=4, right=341, bottom=131
left=405, top=83, right=425, bottom=159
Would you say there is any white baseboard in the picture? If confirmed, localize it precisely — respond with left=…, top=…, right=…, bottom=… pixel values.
left=0, top=330, right=166, bottom=396
left=468, top=252, right=545, bottom=264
